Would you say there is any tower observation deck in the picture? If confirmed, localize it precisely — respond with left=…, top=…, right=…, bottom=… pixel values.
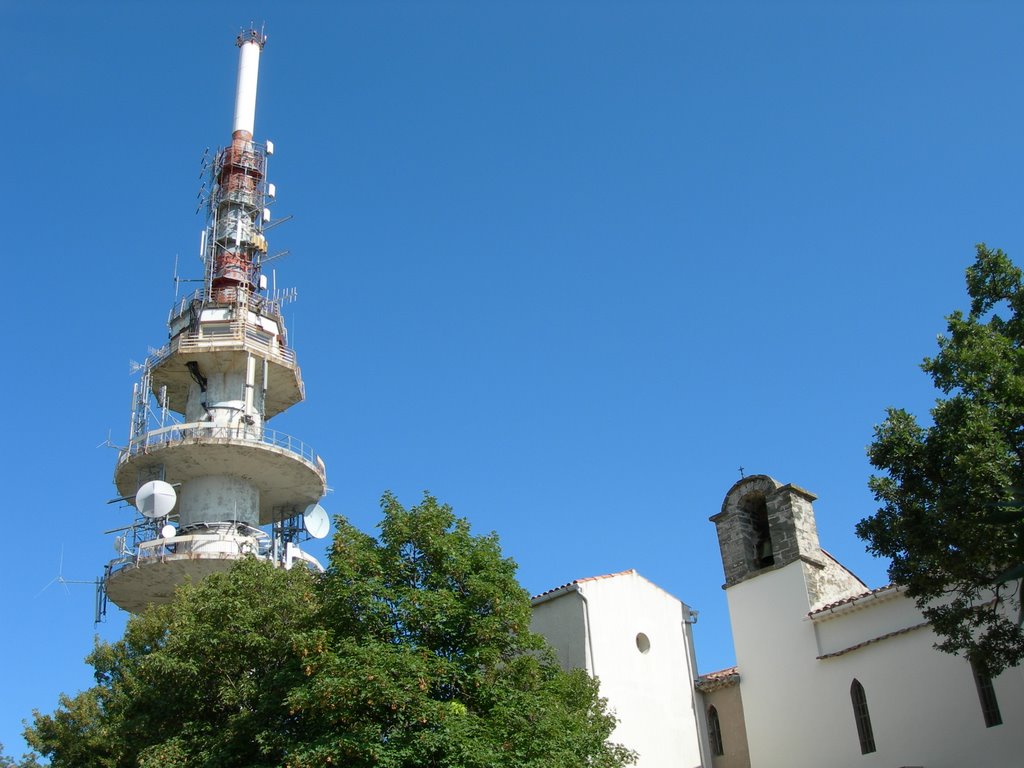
left=103, top=30, right=329, bottom=613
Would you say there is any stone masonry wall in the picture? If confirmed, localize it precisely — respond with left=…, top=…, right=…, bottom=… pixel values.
left=711, top=475, right=782, bottom=587
left=765, top=483, right=821, bottom=567
left=802, top=554, right=868, bottom=610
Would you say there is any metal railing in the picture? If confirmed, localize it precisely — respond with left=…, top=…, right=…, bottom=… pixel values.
left=179, top=320, right=295, bottom=364
left=118, top=421, right=322, bottom=471
left=106, top=531, right=269, bottom=577
left=106, top=529, right=325, bottom=578
left=152, top=288, right=296, bottom=371
left=147, top=318, right=297, bottom=369
left=166, top=287, right=284, bottom=326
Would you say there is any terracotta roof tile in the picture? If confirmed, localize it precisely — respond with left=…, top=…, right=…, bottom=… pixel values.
left=695, top=666, right=740, bottom=692
left=531, top=569, right=637, bottom=601
left=809, top=583, right=903, bottom=618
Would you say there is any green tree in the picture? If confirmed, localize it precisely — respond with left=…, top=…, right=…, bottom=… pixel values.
left=0, top=742, right=44, bottom=768
left=857, top=244, right=1024, bottom=676
left=25, top=493, right=633, bottom=767
left=27, top=557, right=318, bottom=767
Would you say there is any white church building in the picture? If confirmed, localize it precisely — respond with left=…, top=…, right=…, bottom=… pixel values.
left=531, top=474, right=1024, bottom=767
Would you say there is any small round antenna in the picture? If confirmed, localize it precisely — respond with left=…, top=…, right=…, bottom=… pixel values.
left=302, top=503, right=330, bottom=539
left=136, top=480, right=177, bottom=518
left=160, top=524, right=177, bottom=539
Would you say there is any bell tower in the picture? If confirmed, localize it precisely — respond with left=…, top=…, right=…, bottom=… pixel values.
left=710, top=475, right=824, bottom=587
left=709, top=475, right=865, bottom=607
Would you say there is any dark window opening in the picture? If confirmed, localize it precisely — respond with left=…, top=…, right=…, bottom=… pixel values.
left=707, top=705, right=724, bottom=756
left=971, top=660, right=1003, bottom=727
left=850, top=679, right=876, bottom=754
left=749, top=495, right=774, bottom=567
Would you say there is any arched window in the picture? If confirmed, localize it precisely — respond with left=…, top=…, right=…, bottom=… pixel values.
left=850, top=679, right=876, bottom=754
left=707, top=705, right=724, bottom=756
left=741, top=493, right=774, bottom=568
left=970, top=660, right=1003, bottom=727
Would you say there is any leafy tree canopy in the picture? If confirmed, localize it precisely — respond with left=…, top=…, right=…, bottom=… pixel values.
left=25, top=493, right=634, bottom=767
left=0, top=742, right=44, bottom=768
left=857, top=244, right=1024, bottom=676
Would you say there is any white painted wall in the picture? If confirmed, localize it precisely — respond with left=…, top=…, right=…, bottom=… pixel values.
left=532, top=571, right=706, bottom=768
left=726, top=563, right=818, bottom=767
left=530, top=590, right=588, bottom=672
left=813, top=588, right=915, bottom=657
left=727, top=560, right=1024, bottom=768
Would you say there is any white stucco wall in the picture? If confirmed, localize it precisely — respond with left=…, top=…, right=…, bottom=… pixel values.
left=530, top=590, right=588, bottom=671
left=532, top=571, right=707, bottom=768
left=728, top=560, right=1024, bottom=768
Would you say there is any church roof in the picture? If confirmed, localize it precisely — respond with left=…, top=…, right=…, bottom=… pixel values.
left=695, top=666, right=740, bottom=692
left=808, top=583, right=904, bottom=620
left=530, top=569, right=638, bottom=601
left=530, top=568, right=694, bottom=611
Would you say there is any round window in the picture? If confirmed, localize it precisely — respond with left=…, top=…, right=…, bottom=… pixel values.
left=635, top=632, right=651, bottom=654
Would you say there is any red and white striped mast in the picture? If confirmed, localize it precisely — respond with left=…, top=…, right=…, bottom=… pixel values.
left=207, top=28, right=270, bottom=303
left=102, top=29, right=330, bottom=615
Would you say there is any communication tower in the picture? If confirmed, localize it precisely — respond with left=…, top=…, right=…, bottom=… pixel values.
left=103, top=29, right=330, bottom=613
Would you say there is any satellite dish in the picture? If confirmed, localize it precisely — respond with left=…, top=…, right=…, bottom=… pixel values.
left=160, top=524, right=177, bottom=539
left=302, top=503, right=330, bottom=539
left=136, top=480, right=177, bottom=518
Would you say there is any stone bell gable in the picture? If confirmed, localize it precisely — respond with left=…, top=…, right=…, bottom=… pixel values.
left=710, top=474, right=864, bottom=608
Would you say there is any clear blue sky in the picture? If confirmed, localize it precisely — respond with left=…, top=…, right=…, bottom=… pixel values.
left=4, top=0, right=1023, bottom=757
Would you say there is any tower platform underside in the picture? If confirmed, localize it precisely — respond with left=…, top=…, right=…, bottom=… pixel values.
left=150, top=297, right=306, bottom=419
left=115, top=430, right=326, bottom=526
left=151, top=344, right=304, bottom=421
left=106, top=543, right=323, bottom=614
left=106, top=549, right=247, bottom=613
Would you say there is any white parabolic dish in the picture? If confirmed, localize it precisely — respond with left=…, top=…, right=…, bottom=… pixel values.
left=136, top=480, right=177, bottom=518
left=303, top=503, right=330, bottom=539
